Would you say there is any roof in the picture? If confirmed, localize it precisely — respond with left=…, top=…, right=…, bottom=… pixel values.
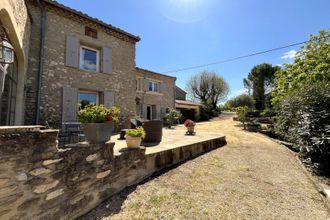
left=175, top=86, right=187, bottom=95
left=175, top=100, right=203, bottom=107
left=42, top=0, right=140, bottom=42
left=136, top=67, right=176, bottom=80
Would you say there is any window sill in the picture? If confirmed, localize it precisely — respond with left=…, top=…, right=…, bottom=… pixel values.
left=146, top=91, right=163, bottom=95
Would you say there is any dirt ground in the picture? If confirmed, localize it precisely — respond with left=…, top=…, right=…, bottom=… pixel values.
left=81, top=112, right=329, bottom=220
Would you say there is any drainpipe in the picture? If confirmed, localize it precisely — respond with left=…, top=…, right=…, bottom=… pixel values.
left=35, top=0, right=46, bottom=125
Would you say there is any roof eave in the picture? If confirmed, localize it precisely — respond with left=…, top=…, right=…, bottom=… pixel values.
left=42, top=0, right=141, bottom=42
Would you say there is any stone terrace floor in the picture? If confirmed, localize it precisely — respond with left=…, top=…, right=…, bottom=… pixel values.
left=112, top=128, right=225, bottom=156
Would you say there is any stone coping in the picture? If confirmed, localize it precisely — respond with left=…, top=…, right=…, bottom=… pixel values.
left=0, top=125, right=50, bottom=133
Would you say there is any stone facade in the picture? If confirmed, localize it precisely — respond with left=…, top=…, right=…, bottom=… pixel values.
left=175, top=86, right=187, bottom=101
left=1, top=0, right=177, bottom=128
left=135, top=67, right=176, bottom=120
left=0, top=126, right=226, bottom=220
left=24, top=0, right=140, bottom=129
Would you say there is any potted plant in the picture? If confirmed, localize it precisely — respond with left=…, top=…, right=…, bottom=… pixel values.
left=78, top=104, right=120, bottom=144
left=163, top=108, right=182, bottom=128
left=125, top=127, right=146, bottom=148
left=184, top=119, right=196, bottom=135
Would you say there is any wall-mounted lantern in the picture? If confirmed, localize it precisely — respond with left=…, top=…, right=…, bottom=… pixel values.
left=0, top=25, right=15, bottom=64
left=0, top=25, right=15, bottom=94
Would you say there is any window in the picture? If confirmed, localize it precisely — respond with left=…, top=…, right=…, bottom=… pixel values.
left=136, top=77, right=143, bottom=91
left=148, top=81, right=159, bottom=92
left=80, top=46, right=99, bottom=72
left=78, top=91, right=99, bottom=109
left=0, top=56, right=18, bottom=125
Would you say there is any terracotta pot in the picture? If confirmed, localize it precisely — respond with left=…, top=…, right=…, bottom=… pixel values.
left=187, top=126, right=195, bottom=134
left=125, top=136, right=142, bottom=148
left=82, top=123, right=113, bottom=144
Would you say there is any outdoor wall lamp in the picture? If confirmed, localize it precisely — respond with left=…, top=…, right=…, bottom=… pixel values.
left=0, top=25, right=15, bottom=64
left=0, top=25, right=15, bottom=94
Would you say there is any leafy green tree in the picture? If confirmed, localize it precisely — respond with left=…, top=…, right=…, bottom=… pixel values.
left=247, top=63, right=280, bottom=110
left=243, top=78, right=252, bottom=96
left=272, top=30, right=330, bottom=105
left=226, top=94, right=255, bottom=109
left=187, top=70, right=229, bottom=109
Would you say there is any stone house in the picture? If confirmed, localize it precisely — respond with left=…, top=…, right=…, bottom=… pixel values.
left=0, top=0, right=176, bottom=128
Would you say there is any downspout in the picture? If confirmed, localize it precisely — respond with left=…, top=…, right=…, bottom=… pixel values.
left=35, top=0, right=46, bottom=125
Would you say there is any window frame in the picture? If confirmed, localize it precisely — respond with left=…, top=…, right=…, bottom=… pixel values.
left=78, top=90, right=99, bottom=109
left=136, top=77, right=143, bottom=92
left=79, top=45, right=100, bottom=72
left=148, top=81, right=159, bottom=93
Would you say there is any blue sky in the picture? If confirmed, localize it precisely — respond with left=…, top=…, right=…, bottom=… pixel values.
left=57, top=0, right=330, bottom=99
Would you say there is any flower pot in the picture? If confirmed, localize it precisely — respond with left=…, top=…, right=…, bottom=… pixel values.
left=125, top=136, right=142, bottom=148
left=82, top=123, right=113, bottom=144
left=187, top=126, right=195, bottom=134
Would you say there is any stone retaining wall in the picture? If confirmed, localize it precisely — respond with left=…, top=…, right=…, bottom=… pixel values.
left=0, top=126, right=226, bottom=219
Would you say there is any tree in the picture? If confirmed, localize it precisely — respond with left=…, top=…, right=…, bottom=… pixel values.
left=187, top=70, right=229, bottom=109
left=227, top=94, right=255, bottom=109
left=247, top=63, right=279, bottom=110
left=272, top=30, right=330, bottom=105
left=243, top=78, right=252, bottom=96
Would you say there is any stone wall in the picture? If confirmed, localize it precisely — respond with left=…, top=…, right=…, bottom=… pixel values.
left=0, top=126, right=226, bottom=220
left=24, top=1, right=138, bottom=128
left=0, top=126, right=147, bottom=219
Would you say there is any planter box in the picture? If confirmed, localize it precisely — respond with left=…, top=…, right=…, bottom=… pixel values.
left=82, top=123, right=113, bottom=144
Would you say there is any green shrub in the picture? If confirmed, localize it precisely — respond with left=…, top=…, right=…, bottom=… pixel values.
left=236, top=106, right=248, bottom=130
left=77, top=104, right=120, bottom=123
left=164, top=108, right=181, bottom=124
left=126, top=127, right=146, bottom=138
left=275, top=82, right=330, bottom=174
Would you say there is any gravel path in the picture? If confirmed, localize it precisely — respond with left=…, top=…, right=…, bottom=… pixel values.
left=82, top=113, right=329, bottom=220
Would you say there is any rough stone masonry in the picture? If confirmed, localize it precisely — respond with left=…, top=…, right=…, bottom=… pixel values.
left=0, top=126, right=226, bottom=220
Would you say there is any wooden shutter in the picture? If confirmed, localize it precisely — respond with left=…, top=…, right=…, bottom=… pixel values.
left=62, top=87, right=78, bottom=122
left=160, top=82, right=167, bottom=94
left=102, top=47, right=112, bottom=74
left=156, top=105, right=161, bottom=119
left=144, top=78, right=149, bottom=92
left=142, top=104, right=148, bottom=119
left=65, top=36, right=79, bottom=68
left=103, top=91, right=115, bottom=108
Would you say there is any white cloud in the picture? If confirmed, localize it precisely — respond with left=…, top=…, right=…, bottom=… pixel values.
left=281, top=50, right=297, bottom=60
left=235, top=89, right=248, bottom=95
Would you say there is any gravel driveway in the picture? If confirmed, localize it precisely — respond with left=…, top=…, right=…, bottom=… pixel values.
left=82, top=113, right=329, bottom=220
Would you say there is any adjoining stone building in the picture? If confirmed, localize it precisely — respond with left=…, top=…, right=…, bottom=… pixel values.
left=175, top=86, right=202, bottom=122
left=135, top=67, right=176, bottom=120
left=0, top=0, right=176, bottom=128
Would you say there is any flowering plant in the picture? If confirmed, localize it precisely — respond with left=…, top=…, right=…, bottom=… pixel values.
left=184, top=119, right=195, bottom=127
left=78, top=104, right=120, bottom=123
